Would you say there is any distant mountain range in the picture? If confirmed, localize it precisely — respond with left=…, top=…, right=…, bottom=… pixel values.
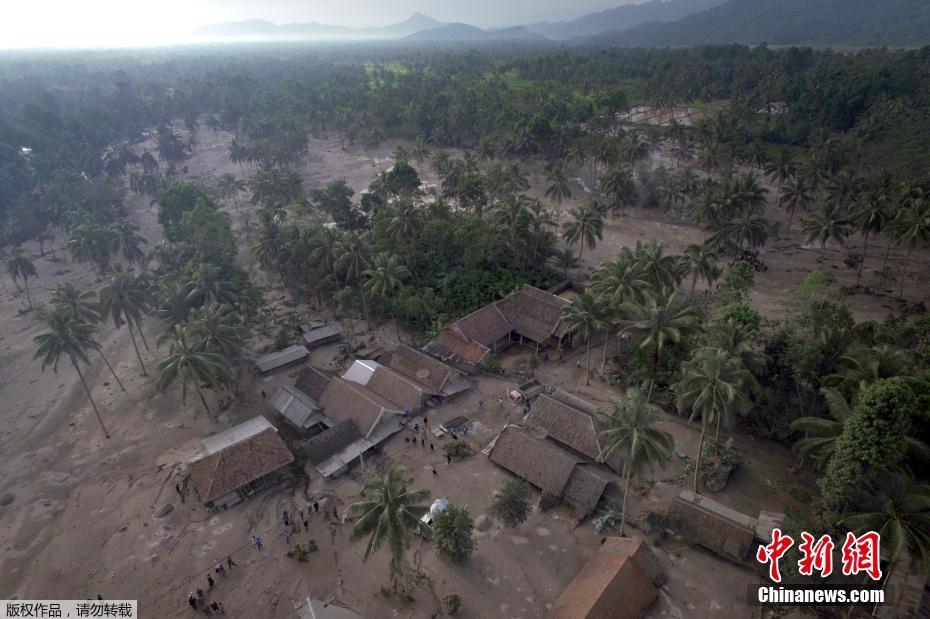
left=404, top=24, right=546, bottom=43
left=525, top=0, right=726, bottom=40
left=192, top=0, right=930, bottom=47
left=586, top=0, right=930, bottom=47
left=192, top=12, right=444, bottom=41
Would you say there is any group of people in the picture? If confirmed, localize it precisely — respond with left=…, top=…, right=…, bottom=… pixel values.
left=186, top=556, right=236, bottom=615
left=729, top=251, right=769, bottom=273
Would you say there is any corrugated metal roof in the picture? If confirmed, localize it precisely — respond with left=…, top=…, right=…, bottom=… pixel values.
left=270, top=385, right=328, bottom=430
left=302, top=324, right=343, bottom=346
left=669, top=490, right=757, bottom=562
left=255, top=345, right=309, bottom=373
left=343, top=360, right=380, bottom=386
left=198, top=416, right=275, bottom=457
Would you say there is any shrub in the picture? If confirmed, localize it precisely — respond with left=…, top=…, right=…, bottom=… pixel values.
left=432, top=505, right=476, bottom=563
left=442, top=594, right=461, bottom=615
left=442, top=442, right=473, bottom=462
left=489, top=480, right=533, bottom=527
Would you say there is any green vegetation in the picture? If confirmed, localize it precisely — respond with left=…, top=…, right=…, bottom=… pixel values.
left=431, top=505, right=476, bottom=563
left=489, top=480, right=533, bottom=527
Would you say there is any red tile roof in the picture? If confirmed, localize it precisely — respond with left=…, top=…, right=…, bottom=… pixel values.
left=381, top=345, right=454, bottom=394
left=189, top=429, right=294, bottom=504
left=451, top=303, right=512, bottom=347
left=319, top=377, right=398, bottom=436
left=366, top=365, right=430, bottom=411
left=488, top=425, right=578, bottom=497
left=547, top=537, right=659, bottom=619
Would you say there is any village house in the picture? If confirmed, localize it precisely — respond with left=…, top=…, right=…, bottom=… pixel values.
left=254, top=344, right=310, bottom=374
left=423, top=284, right=573, bottom=371
left=379, top=344, right=471, bottom=399
left=525, top=391, right=622, bottom=473
left=269, top=385, right=331, bottom=434
left=301, top=323, right=344, bottom=348
left=187, top=416, right=294, bottom=509
left=487, top=424, right=611, bottom=517
left=547, top=537, right=663, bottom=619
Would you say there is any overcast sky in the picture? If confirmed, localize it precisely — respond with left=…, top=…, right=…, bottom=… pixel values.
left=1, top=0, right=641, bottom=49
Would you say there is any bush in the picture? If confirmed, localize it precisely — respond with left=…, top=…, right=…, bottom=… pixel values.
left=443, top=442, right=473, bottom=462
left=716, top=302, right=762, bottom=333
left=477, top=357, right=503, bottom=375
left=819, top=378, right=914, bottom=512
left=489, top=480, right=533, bottom=527
left=432, top=505, right=476, bottom=563
left=442, top=594, right=461, bottom=615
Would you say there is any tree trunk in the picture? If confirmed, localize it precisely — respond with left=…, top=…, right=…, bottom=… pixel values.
left=715, top=410, right=722, bottom=441
left=690, top=271, right=699, bottom=297
left=899, top=248, right=912, bottom=300
left=856, top=229, right=871, bottom=288
left=585, top=340, right=591, bottom=386
left=127, top=324, right=148, bottom=376
left=601, top=331, right=609, bottom=377
left=137, top=321, right=151, bottom=351
left=880, top=236, right=894, bottom=290
left=693, top=422, right=706, bottom=493
left=23, top=279, right=32, bottom=309
left=98, top=350, right=126, bottom=392
left=786, top=207, right=796, bottom=237
left=72, top=357, right=110, bottom=439
left=820, top=240, right=827, bottom=265
left=196, top=384, right=216, bottom=421
left=619, top=462, right=632, bottom=536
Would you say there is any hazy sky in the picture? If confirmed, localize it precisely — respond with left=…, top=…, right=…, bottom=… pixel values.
left=1, top=0, right=639, bottom=49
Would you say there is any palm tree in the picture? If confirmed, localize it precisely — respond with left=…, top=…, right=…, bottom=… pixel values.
left=852, top=196, right=889, bottom=288
left=5, top=247, right=37, bottom=309
left=156, top=324, right=228, bottom=417
left=561, top=291, right=606, bottom=385
left=363, top=253, right=410, bottom=336
left=50, top=283, right=125, bottom=392
left=189, top=304, right=244, bottom=360
left=673, top=347, right=753, bottom=491
left=216, top=173, right=246, bottom=209
left=620, top=291, right=697, bottom=399
left=33, top=308, right=111, bottom=438
left=839, top=469, right=930, bottom=572
left=683, top=243, right=721, bottom=296
left=597, top=389, right=674, bottom=534
left=550, top=248, right=581, bottom=281
left=350, top=467, right=431, bottom=594
left=99, top=268, right=150, bottom=375
left=562, top=203, right=604, bottom=276
left=633, top=240, right=681, bottom=293
left=411, top=136, right=429, bottom=170
left=335, top=231, right=373, bottom=321
left=111, top=220, right=146, bottom=265
left=892, top=189, right=930, bottom=299
left=778, top=178, right=811, bottom=237
left=764, top=148, right=795, bottom=203
left=601, top=166, right=636, bottom=216
left=804, top=203, right=852, bottom=264
left=545, top=166, right=572, bottom=223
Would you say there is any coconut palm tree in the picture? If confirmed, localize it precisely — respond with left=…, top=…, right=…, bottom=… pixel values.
left=620, top=290, right=697, bottom=399
left=544, top=167, right=572, bottom=223
left=673, top=347, right=753, bottom=492
left=550, top=248, right=581, bottom=281
left=562, top=203, right=604, bottom=276
left=683, top=243, right=721, bottom=296
left=411, top=136, right=429, bottom=170
left=892, top=189, right=930, bottom=299
left=804, top=203, right=852, bottom=264
left=99, top=268, right=150, bottom=375
left=633, top=240, right=682, bottom=294
left=50, top=283, right=125, bottom=391
left=5, top=247, right=37, bottom=309
left=597, top=389, right=674, bottom=534
left=363, top=253, right=410, bottom=335
left=561, top=291, right=606, bottom=385
left=156, top=323, right=228, bottom=417
left=216, top=173, right=246, bottom=209
left=764, top=148, right=795, bottom=203
left=110, top=220, right=146, bottom=265
left=33, top=308, right=111, bottom=438
left=189, top=304, right=244, bottom=360
left=601, top=166, right=636, bottom=216
left=335, top=231, right=373, bottom=321
left=839, top=469, right=930, bottom=572
left=852, top=196, right=890, bottom=288
left=778, top=178, right=812, bottom=237
left=350, top=467, right=431, bottom=594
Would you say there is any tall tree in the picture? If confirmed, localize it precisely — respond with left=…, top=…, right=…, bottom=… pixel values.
left=683, top=243, right=721, bottom=296
left=99, top=268, right=150, bottom=375
left=350, top=467, right=430, bottom=594
left=597, top=389, right=674, bottom=534
left=673, top=347, right=752, bottom=492
left=804, top=203, right=852, bottom=264
left=561, top=291, right=606, bottom=385
left=892, top=188, right=930, bottom=299
left=156, top=323, right=228, bottom=418
left=562, top=203, right=604, bottom=276
left=33, top=308, right=111, bottom=439
left=5, top=247, right=37, bottom=309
